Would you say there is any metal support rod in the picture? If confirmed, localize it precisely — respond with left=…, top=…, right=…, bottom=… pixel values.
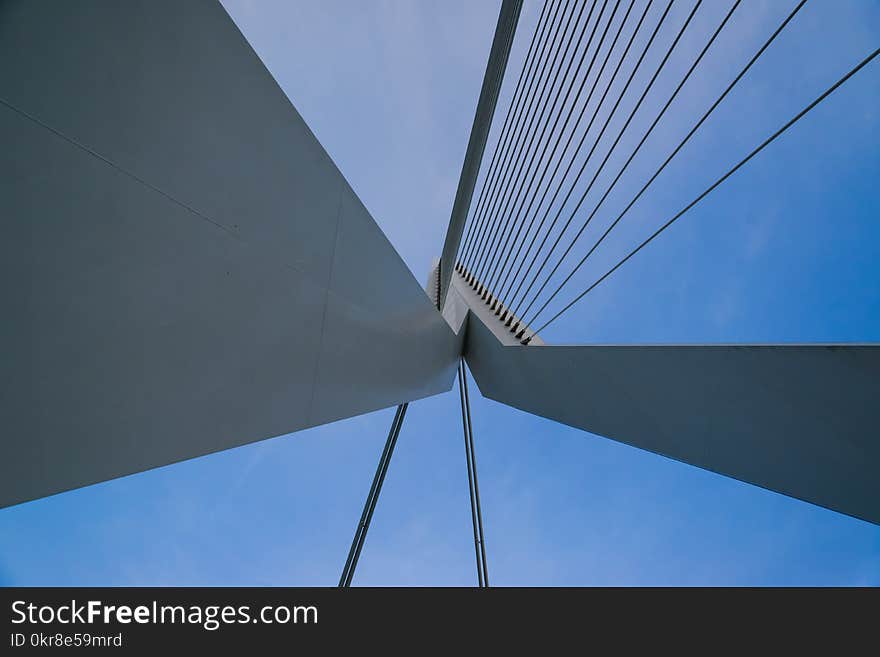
left=438, top=0, right=523, bottom=310
left=457, top=362, right=489, bottom=587
left=457, top=365, right=483, bottom=586
left=463, top=363, right=490, bottom=586
left=339, top=403, right=408, bottom=587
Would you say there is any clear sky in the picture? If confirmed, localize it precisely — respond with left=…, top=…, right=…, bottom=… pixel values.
left=1, top=0, right=878, bottom=586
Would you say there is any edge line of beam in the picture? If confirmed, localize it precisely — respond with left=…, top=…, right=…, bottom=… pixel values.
left=438, top=0, right=524, bottom=310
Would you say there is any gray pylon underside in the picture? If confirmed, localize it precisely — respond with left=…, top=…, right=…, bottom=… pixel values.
left=463, top=291, right=880, bottom=525
left=0, top=0, right=461, bottom=508
left=0, top=0, right=877, bottom=526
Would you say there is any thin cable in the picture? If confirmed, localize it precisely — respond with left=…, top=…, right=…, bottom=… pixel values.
left=458, top=0, right=554, bottom=268
left=456, top=364, right=483, bottom=586
left=472, top=0, right=579, bottom=285
left=504, top=0, right=664, bottom=323
left=478, top=0, right=598, bottom=302
left=457, top=362, right=489, bottom=586
left=464, top=0, right=567, bottom=276
left=524, top=46, right=880, bottom=342
left=460, top=0, right=556, bottom=270
left=341, top=405, right=404, bottom=587
left=462, top=0, right=559, bottom=274
left=462, top=364, right=489, bottom=587
left=483, top=0, right=620, bottom=304
left=484, top=0, right=636, bottom=290
left=496, top=0, right=647, bottom=321
left=339, top=404, right=408, bottom=587
left=491, top=0, right=633, bottom=314
left=516, top=0, right=703, bottom=327
left=523, top=0, right=808, bottom=334
left=521, top=0, right=740, bottom=327
left=465, top=0, right=569, bottom=277
left=513, top=0, right=691, bottom=325
left=475, top=0, right=585, bottom=286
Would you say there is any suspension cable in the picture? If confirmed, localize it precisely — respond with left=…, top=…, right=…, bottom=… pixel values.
left=515, top=0, right=702, bottom=326
left=496, top=0, right=646, bottom=321
left=504, top=0, right=665, bottom=323
left=490, top=0, right=633, bottom=314
left=465, top=0, right=570, bottom=278
left=472, top=0, right=579, bottom=285
left=480, top=0, right=648, bottom=292
left=522, top=0, right=808, bottom=335
left=458, top=0, right=554, bottom=268
left=457, top=362, right=489, bottom=586
left=339, top=404, right=408, bottom=587
left=523, top=45, right=880, bottom=342
left=478, top=0, right=598, bottom=301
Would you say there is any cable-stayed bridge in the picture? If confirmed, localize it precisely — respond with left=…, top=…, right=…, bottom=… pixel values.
left=2, top=0, right=878, bottom=586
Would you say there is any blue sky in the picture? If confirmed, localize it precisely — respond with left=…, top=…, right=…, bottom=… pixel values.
left=1, top=0, right=878, bottom=586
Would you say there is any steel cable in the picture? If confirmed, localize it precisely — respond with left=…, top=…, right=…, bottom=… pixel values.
left=523, top=45, right=879, bottom=342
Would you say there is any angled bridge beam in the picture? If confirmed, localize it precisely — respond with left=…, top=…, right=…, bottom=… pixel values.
left=0, top=0, right=462, bottom=508
left=439, top=0, right=523, bottom=310
left=465, top=313, right=880, bottom=525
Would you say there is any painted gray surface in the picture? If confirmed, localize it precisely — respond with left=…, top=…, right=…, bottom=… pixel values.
left=0, top=0, right=460, bottom=508
left=425, top=258, right=441, bottom=310
left=465, top=314, right=880, bottom=525
left=444, top=269, right=543, bottom=346
left=438, top=0, right=523, bottom=310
